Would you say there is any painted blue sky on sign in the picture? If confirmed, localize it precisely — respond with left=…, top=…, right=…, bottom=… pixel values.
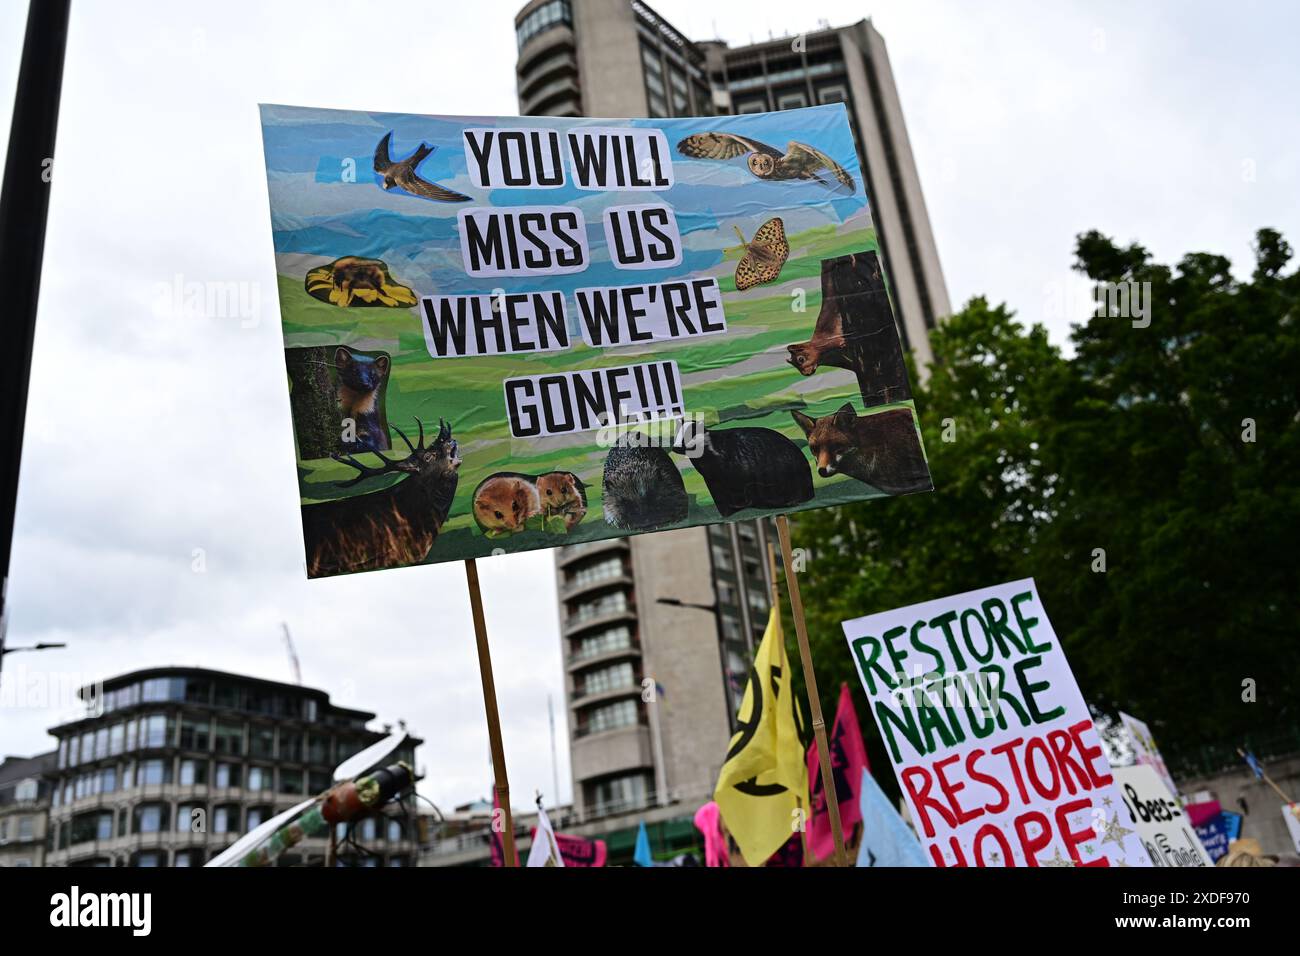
left=259, top=104, right=870, bottom=301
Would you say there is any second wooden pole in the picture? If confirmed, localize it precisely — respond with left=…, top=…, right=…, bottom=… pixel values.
left=465, top=558, right=518, bottom=867
left=775, top=514, right=848, bottom=867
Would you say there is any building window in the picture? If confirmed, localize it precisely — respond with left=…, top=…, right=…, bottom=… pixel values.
left=108, top=723, right=124, bottom=756
left=309, top=770, right=331, bottom=793
left=581, top=662, right=636, bottom=697
left=736, top=98, right=768, bottom=114
left=173, top=849, right=202, bottom=867
left=133, top=803, right=169, bottom=834
left=213, top=804, right=239, bottom=834
left=98, top=766, right=118, bottom=794
left=70, top=810, right=113, bottom=845
left=777, top=91, right=808, bottom=110
left=516, top=0, right=572, bottom=50
left=250, top=726, right=275, bottom=759
left=244, top=766, right=264, bottom=792
left=137, top=759, right=171, bottom=786
left=17, top=816, right=34, bottom=840
left=178, top=759, right=207, bottom=786
left=246, top=806, right=273, bottom=830
left=214, top=722, right=244, bottom=756
left=140, top=714, right=170, bottom=749
left=282, top=732, right=304, bottom=762
left=387, top=819, right=403, bottom=842
left=180, top=718, right=210, bottom=751
left=582, top=699, right=639, bottom=736
left=588, top=773, right=648, bottom=815
left=817, top=85, right=847, bottom=104
left=178, top=803, right=203, bottom=832
left=80, top=731, right=94, bottom=763
left=573, top=625, right=633, bottom=661
left=214, top=682, right=239, bottom=710
left=132, top=851, right=163, bottom=867
left=280, top=769, right=304, bottom=796
left=569, top=557, right=624, bottom=589
left=570, top=592, right=628, bottom=625
left=214, top=763, right=241, bottom=789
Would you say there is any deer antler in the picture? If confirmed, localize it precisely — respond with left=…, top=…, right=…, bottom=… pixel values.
left=331, top=450, right=408, bottom=488
left=392, top=419, right=422, bottom=455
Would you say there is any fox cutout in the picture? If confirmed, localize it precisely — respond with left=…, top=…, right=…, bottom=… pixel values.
left=792, top=404, right=932, bottom=496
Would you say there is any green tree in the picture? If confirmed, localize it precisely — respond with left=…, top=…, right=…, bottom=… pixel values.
left=784, top=229, right=1300, bottom=772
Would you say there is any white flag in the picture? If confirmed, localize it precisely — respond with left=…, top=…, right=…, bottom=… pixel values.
left=527, top=805, right=565, bottom=867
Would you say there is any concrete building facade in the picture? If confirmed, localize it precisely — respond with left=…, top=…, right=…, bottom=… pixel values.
left=515, top=0, right=948, bottom=856
left=43, top=667, right=420, bottom=867
left=0, top=751, right=56, bottom=867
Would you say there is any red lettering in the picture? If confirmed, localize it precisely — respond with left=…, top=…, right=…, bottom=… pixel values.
left=1067, top=718, right=1112, bottom=788
left=901, top=765, right=956, bottom=838
left=1047, top=729, right=1089, bottom=795
left=927, top=834, right=969, bottom=867
left=973, top=823, right=1015, bottom=867
left=1056, top=797, right=1108, bottom=866
left=990, top=737, right=1031, bottom=804
left=934, top=753, right=982, bottom=826
left=966, top=748, right=1010, bottom=815
left=1024, top=736, right=1061, bottom=800
left=1014, top=810, right=1052, bottom=866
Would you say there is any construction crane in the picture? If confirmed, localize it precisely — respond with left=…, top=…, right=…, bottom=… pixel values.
left=281, top=623, right=302, bottom=685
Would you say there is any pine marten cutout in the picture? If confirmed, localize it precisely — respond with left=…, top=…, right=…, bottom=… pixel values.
left=472, top=471, right=587, bottom=537
left=304, top=256, right=417, bottom=308
left=284, top=345, right=393, bottom=460
left=791, top=404, right=931, bottom=496
left=786, top=251, right=912, bottom=408
left=301, top=418, right=461, bottom=577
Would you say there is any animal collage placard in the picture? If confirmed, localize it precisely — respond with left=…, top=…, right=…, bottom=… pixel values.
left=258, top=104, right=933, bottom=577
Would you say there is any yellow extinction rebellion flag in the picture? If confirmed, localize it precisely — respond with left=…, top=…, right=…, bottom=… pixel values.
left=714, top=606, right=809, bottom=866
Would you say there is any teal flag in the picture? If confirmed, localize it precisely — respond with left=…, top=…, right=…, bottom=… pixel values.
left=633, top=820, right=653, bottom=867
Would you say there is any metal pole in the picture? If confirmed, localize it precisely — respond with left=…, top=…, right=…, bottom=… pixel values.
left=0, top=0, right=72, bottom=675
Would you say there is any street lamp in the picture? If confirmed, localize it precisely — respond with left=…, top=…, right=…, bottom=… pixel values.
left=0, top=637, right=67, bottom=693
left=655, top=597, right=717, bottom=613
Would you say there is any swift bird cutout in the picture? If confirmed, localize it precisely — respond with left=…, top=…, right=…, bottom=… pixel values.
left=374, top=131, right=470, bottom=202
left=730, top=217, right=790, bottom=291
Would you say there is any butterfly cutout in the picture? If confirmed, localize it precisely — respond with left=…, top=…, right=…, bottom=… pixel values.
left=732, top=217, right=789, bottom=291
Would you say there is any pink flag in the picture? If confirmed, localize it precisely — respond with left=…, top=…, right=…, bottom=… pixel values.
left=529, top=828, right=608, bottom=866
left=489, top=788, right=519, bottom=867
left=693, top=801, right=731, bottom=868
left=806, top=683, right=869, bottom=860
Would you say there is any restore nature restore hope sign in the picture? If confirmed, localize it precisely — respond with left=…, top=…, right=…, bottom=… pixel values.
left=842, top=579, right=1150, bottom=867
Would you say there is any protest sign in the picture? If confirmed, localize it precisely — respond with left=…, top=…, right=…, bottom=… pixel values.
left=842, top=579, right=1149, bottom=866
left=1193, top=810, right=1241, bottom=862
left=1284, top=802, right=1300, bottom=854
left=259, top=104, right=931, bottom=577
left=1112, top=765, right=1213, bottom=866
left=1119, top=710, right=1178, bottom=799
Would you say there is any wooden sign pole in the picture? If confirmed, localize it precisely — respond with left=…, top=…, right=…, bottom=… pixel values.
left=775, top=514, right=848, bottom=867
left=465, top=558, right=518, bottom=867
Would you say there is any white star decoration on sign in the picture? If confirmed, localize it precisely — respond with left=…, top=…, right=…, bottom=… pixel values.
left=1042, top=848, right=1076, bottom=867
left=1100, top=812, right=1134, bottom=847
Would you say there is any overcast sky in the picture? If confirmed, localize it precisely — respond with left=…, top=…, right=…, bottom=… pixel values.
left=0, top=0, right=1295, bottom=815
